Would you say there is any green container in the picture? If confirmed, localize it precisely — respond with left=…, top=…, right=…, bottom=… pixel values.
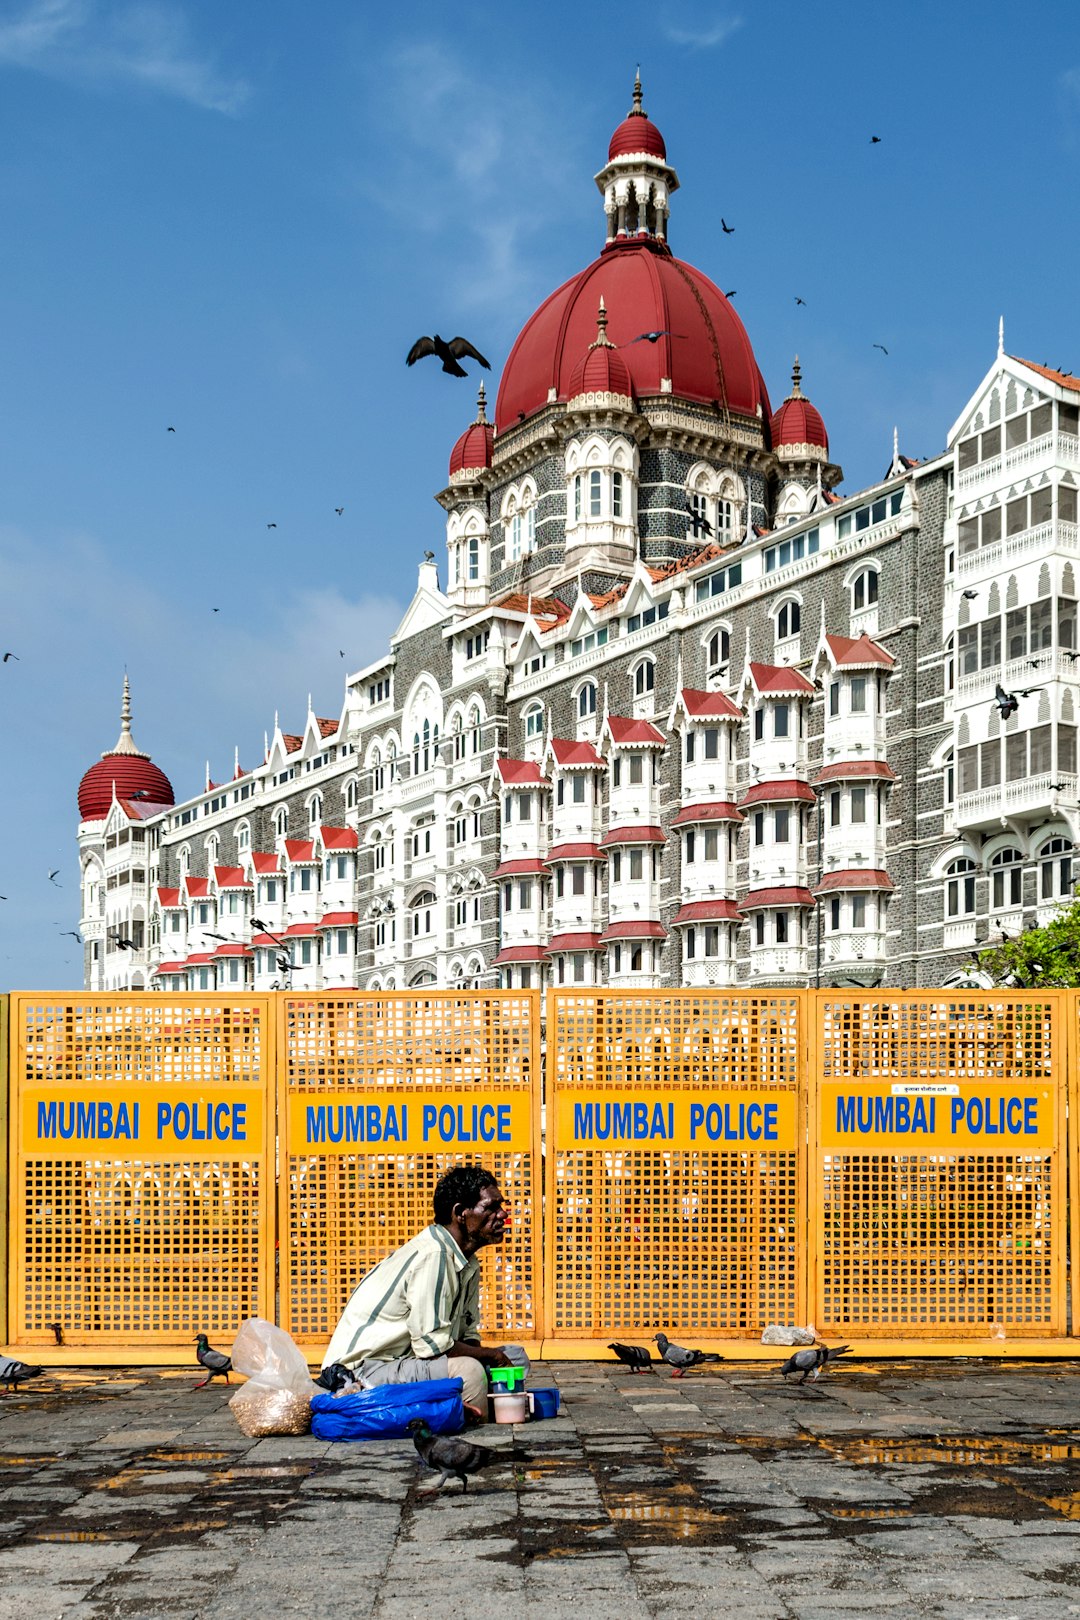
left=489, top=1366, right=526, bottom=1392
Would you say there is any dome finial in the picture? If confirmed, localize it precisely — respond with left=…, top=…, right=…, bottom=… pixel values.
left=790, top=355, right=803, bottom=397
left=591, top=295, right=616, bottom=349
left=110, top=670, right=144, bottom=757
left=630, top=67, right=644, bottom=117
left=475, top=380, right=487, bottom=422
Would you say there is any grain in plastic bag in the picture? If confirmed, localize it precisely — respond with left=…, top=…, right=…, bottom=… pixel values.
left=228, top=1317, right=318, bottom=1437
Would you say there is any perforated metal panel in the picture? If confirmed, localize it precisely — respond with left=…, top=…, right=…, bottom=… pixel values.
left=278, top=992, right=542, bottom=1347
left=547, top=991, right=804, bottom=1338
left=809, top=994, right=1066, bottom=1338
left=8, top=994, right=273, bottom=1350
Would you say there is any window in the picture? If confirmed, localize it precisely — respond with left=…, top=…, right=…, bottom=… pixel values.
left=850, top=677, right=867, bottom=713
left=851, top=786, right=867, bottom=824
left=774, top=703, right=789, bottom=739
left=573, top=474, right=582, bottom=523
left=707, top=629, right=730, bottom=672
left=753, top=810, right=765, bottom=846
left=754, top=710, right=765, bottom=742
left=572, top=775, right=587, bottom=805
left=775, top=806, right=790, bottom=841
left=829, top=682, right=840, bottom=717
left=946, top=857, right=977, bottom=917
left=775, top=911, right=789, bottom=944
left=274, top=808, right=288, bottom=839
left=634, top=660, right=656, bottom=697
left=411, top=891, right=436, bottom=937
left=852, top=569, right=880, bottom=610
left=578, top=682, right=598, bottom=719
left=755, top=913, right=766, bottom=947
left=830, top=790, right=841, bottom=827
left=589, top=469, right=602, bottom=517
left=629, top=849, right=643, bottom=880
left=613, top=470, right=624, bottom=517
left=694, top=561, right=742, bottom=603
left=518, top=792, right=533, bottom=821
left=685, top=732, right=695, bottom=764
left=524, top=704, right=544, bottom=740
left=570, top=629, right=608, bottom=658
left=776, top=601, right=801, bottom=640
left=464, top=632, right=489, bottom=661
left=628, top=755, right=644, bottom=785
left=308, top=795, right=322, bottom=827
left=852, top=894, right=867, bottom=929
left=990, top=848, right=1023, bottom=910
left=627, top=603, right=669, bottom=633
left=764, top=528, right=819, bottom=572
left=1040, top=837, right=1072, bottom=900
left=830, top=896, right=841, bottom=930
left=467, top=535, right=480, bottom=580
left=836, top=490, right=903, bottom=538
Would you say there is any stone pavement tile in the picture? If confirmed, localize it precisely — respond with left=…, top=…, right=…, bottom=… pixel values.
left=0, top=1540, right=140, bottom=1576
left=90, top=1429, right=182, bottom=1447
left=888, top=1561, right=1055, bottom=1600
left=0, top=1585, right=106, bottom=1620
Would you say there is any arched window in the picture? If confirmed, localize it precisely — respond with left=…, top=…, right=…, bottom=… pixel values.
left=1040, top=837, right=1072, bottom=900
left=578, top=681, right=597, bottom=718
left=205, top=833, right=220, bottom=866
left=467, top=535, right=480, bottom=580
left=274, top=807, right=288, bottom=840
left=346, top=777, right=358, bottom=810
left=525, top=502, right=536, bottom=550
left=853, top=568, right=880, bottom=611
left=372, top=747, right=383, bottom=794
left=776, top=600, right=801, bottom=640
left=943, top=749, right=955, bottom=808
left=573, top=474, right=583, bottom=524
left=589, top=469, right=602, bottom=517
left=991, top=847, right=1023, bottom=909
left=387, top=740, right=397, bottom=782
left=707, top=628, right=730, bottom=673
left=946, top=858, right=977, bottom=917
left=510, top=510, right=522, bottom=559
left=633, top=659, right=656, bottom=697
left=412, top=732, right=421, bottom=775
left=308, top=793, right=322, bottom=827
left=612, top=470, right=624, bottom=518
left=524, top=703, right=544, bottom=740
left=237, top=823, right=250, bottom=852
left=469, top=707, right=482, bottom=754
left=422, top=718, right=431, bottom=772
left=411, top=890, right=436, bottom=938
left=451, top=713, right=464, bottom=762
left=179, top=845, right=191, bottom=878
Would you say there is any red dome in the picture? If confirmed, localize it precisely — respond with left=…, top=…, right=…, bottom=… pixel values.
left=78, top=752, right=175, bottom=821
left=449, top=419, right=494, bottom=477
left=495, top=241, right=771, bottom=432
left=608, top=112, right=666, bottom=161
left=568, top=342, right=633, bottom=400
left=771, top=360, right=828, bottom=453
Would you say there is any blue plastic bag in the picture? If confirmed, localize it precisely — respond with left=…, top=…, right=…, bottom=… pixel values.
left=310, top=1376, right=465, bottom=1441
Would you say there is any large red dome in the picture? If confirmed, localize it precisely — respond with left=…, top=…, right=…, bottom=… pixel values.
left=495, top=241, right=771, bottom=432
left=608, top=111, right=666, bottom=160
left=78, top=753, right=175, bottom=821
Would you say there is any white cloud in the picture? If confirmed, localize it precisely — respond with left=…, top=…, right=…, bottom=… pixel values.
left=662, top=9, right=742, bottom=49
left=0, top=0, right=250, bottom=113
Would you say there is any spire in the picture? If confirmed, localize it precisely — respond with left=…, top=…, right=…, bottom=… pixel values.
left=789, top=356, right=803, bottom=398
left=630, top=67, right=644, bottom=118
left=475, top=380, right=487, bottom=422
left=998, top=315, right=1005, bottom=358
left=591, top=295, right=616, bottom=349
left=108, top=672, right=147, bottom=758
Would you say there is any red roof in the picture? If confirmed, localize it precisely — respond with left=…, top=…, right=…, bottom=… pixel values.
left=815, top=760, right=896, bottom=784
left=449, top=393, right=495, bottom=477
left=320, top=911, right=359, bottom=926
left=741, top=886, right=815, bottom=910
left=251, top=852, right=282, bottom=874
left=647, top=542, right=721, bottom=584
left=213, top=943, right=252, bottom=958
left=317, top=718, right=338, bottom=739
left=282, top=733, right=303, bottom=754
left=608, top=97, right=667, bottom=161
left=493, top=945, right=548, bottom=964
left=815, top=868, right=894, bottom=893
left=825, top=632, right=895, bottom=669
left=601, top=824, right=666, bottom=847
left=184, top=952, right=215, bottom=966
left=493, top=858, right=549, bottom=878
left=496, top=758, right=550, bottom=786
left=320, top=825, right=359, bottom=850
left=546, top=931, right=604, bottom=952
left=78, top=752, right=175, bottom=821
left=493, top=592, right=570, bottom=623
left=251, top=933, right=282, bottom=947
left=740, top=779, right=816, bottom=806
left=156, top=887, right=182, bottom=908
left=284, top=922, right=319, bottom=937
left=1012, top=356, right=1080, bottom=395
left=546, top=841, right=606, bottom=862
left=550, top=738, right=605, bottom=768
left=284, top=839, right=318, bottom=863
left=671, top=801, right=743, bottom=825
left=673, top=900, right=742, bottom=924
left=568, top=334, right=633, bottom=401
left=494, top=244, right=770, bottom=433
left=184, top=877, right=210, bottom=899
left=214, top=865, right=251, bottom=889
left=679, top=687, right=742, bottom=720
left=599, top=920, right=667, bottom=941
left=771, top=381, right=828, bottom=454
left=605, top=716, right=666, bottom=746
left=749, top=663, right=816, bottom=695
left=154, top=960, right=185, bottom=975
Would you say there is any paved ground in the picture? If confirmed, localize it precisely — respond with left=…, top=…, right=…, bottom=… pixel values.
left=2, top=1359, right=1080, bottom=1619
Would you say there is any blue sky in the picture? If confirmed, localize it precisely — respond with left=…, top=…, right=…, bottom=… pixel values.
left=1, top=0, right=1078, bottom=988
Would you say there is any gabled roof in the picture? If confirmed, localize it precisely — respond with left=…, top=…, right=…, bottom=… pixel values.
left=156, top=887, right=182, bottom=908
left=495, top=758, right=550, bottom=787
left=184, top=877, right=210, bottom=899
left=824, top=632, right=895, bottom=670
left=604, top=716, right=666, bottom=746
left=588, top=582, right=629, bottom=612
left=1012, top=356, right=1080, bottom=395
left=282, top=733, right=304, bottom=754
left=250, top=851, right=282, bottom=874
left=214, top=865, right=251, bottom=889
left=549, top=738, right=605, bottom=768
left=493, top=591, right=570, bottom=626
left=316, top=717, right=339, bottom=739
left=675, top=687, right=742, bottom=721
left=319, top=825, right=359, bottom=851
left=284, top=839, right=318, bottom=863
left=748, top=662, right=815, bottom=696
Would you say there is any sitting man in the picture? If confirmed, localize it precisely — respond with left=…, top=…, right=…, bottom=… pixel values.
left=321, top=1164, right=526, bottom=1415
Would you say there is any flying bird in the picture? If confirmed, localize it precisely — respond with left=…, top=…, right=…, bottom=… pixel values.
left=267, top=523, right=277, bottom=529
left=339, top=650, right=345, bottom=658
left=276, top=953, right=293, bottom=974
left=3, top=652, right=18, bottom=662
left=725, top=290, right=737, bottom=299
left=1050, top=782, right=1067, bottom=792
left=116, top=938, right=137, bottom=951
left=721, top=218, right=735, bottom=233
left=685, top=501, right=715, bottom=539
left=212, top=607, right=220, bottom=613
left=0, top=1356, right=44, bottom=1394
left=193, top=1334, right=232, bottom=1390
left=623, top=330, right=681, bottom=346
left=407, top=1418, right=519, bottom=1494
left=873, top=343, right=889, bottom=355
left=1064, top=651, right=1080, bottom=663
left=653, top=1332, right=724, bottom=1378
left=48, top=870, right=61, bottom=885
left=608, top=1341, right=653, bottom=1373
left=961, top=590, right=978, bottom=600
left=794, top=296, right=807, bottom=306
left=60, top=931, right=82, bottom=944
left=780, top=1343, right=852, bottom=1384
left=423, top=550, right=436, bottom=561
left=406, top=335, right=492, bottom=378
left=994, top=684, right=1019, bottom=718
left=335, top=507, right=344, bottom=516
left=167, top=426, right=176, bottom=432
left=870, top=135, right=882, bottom=143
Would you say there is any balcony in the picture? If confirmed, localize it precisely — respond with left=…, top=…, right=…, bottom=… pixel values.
left=943, top=918, right=979, bottom=950
left=956, top=520, right=1079, bottom=580
left=823, top=928, right=887, bottom=967
left=747, top=945, right=808, bottom=979
left=958, top=773, right=1078, bottom=828
left=682, top=958, right=738, bottom=987
left=955, top=647, right=1080, bottom=704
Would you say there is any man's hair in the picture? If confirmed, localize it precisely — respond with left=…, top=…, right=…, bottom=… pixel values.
left=433, top=1165, right=498, bottom=1226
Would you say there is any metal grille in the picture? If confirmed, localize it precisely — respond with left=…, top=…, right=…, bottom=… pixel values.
left=9, top=995, right=273, bottom=1349
left=547, top=991, right=804, bottom=1337
left=810, top=994, right=1066, bottom=1337
left=279, top=991, right=541, bottom=1346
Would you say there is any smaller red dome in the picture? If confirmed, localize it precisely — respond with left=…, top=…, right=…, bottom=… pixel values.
left=449, top=384, right=494, bottom=477
left=608, top=75, right=667, bottom=161
left=79, top=754, right=175, bottom=821
left=771, top=359, right=828, bottom=454
left=567, top=300, right=633, bottom=400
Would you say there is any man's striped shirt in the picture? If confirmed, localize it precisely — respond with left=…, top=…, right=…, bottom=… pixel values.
left=322, top=1223, right=481, bottom=1370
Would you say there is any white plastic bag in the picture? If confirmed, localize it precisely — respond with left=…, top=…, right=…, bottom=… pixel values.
left=228, top=1318, right=318, bottom=1437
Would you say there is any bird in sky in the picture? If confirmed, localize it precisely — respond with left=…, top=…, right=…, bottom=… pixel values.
left=0, top=896, right=7, bottom=901
left=339, top=650, right=345, bottom=658
left=873, top=343, right=889, bottom=355
left=623, top=329, right=681, bottom=346
left=276, top=953, right=293, bottom=974
left=725, top=290, right=737, bottom=299
left=795, top=296, right=807, bottom=306
left=0, top=1356, right=44, bottom=1394
left=608, top=1341, right=653, bottom=1373
left=424, top=549, right=436, bottom=561
left=406, top=335, right=491, bottom=378
left=48, top=870, right=61, bottom=885
left=335, top=507, right=344, bottom=516
left=721, top=217, right=735, bottom=233
left=407, top=1418, right=518, bottom=1494
left=3, top=652, right=18, bottom=662
left=780, top=1343, right=851, bottom=1384
left=60, top=931, right=82, bottom=944
left=212, top=607, right=220, bottom=613
left=653, top=1333, right=724, bottom=1378
left=870, top=135, right=882, bottom=143
left=167, top=426, right=176, bottom=432
left=193, top=1334, right=232, bottom=1390
left=267, top=523, right=277, bottom=530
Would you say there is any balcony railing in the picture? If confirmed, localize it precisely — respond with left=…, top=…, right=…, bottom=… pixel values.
left=956, top=520, right=1079, bottom=580
left=958, top=773, right=1078, bottom=825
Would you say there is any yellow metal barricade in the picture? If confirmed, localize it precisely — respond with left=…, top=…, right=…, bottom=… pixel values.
left=7, top=993, right=275, bottom=1352
left=808, top=992, right=1067, bottom=1339
left=546, top=990, right=806, bottom=1340
left=278, top=991, right=543, bottom=1351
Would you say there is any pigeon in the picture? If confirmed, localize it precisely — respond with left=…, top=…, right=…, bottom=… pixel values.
left=623, top=330, right=683, bottom=346
left=314, top=1361, right=353, bottom=1393
left=873, top=343, right=889, bottom=355
left=267, top=522, right=277, bottom=529
left=870, top=135, right=882, bottom=143
left=653, top=1333, right=724, bottom=1377
left=406, top=335, right=491, bottom=378
left=608, top=1341, right=653, bottom=1373
left=167, top=425, right=176, bottom=431
left=3, top=652, right=18, bottom=662
left=721, top=217, right=735, bottom=233
left=115, top=937, right=137, bottom=951
left=779, top=1343, right=851, bottom=1384
left=193, top=1334, right=232, bottom=1389
left=407, top=1418, right=519, bottom=1494
left=48, top=869, right=61, bottom=885
left=795, top=296, right=807, bottom=306
left=48, top=1322, right=64, bottom=1347
left=961, top=589, right=978, bottom=600
left=725, top=290, right=737, bottom=298
left=685, top=500, right=715, bottom=539
left=0, top=1356, right=44, bottom=1394
left=335, top=507, right=344, bottom=515
left=60, top=931, right=82, bottom=944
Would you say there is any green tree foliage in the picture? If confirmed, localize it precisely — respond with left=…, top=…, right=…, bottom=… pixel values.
left=977, top=901, right=1080, bottom=987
